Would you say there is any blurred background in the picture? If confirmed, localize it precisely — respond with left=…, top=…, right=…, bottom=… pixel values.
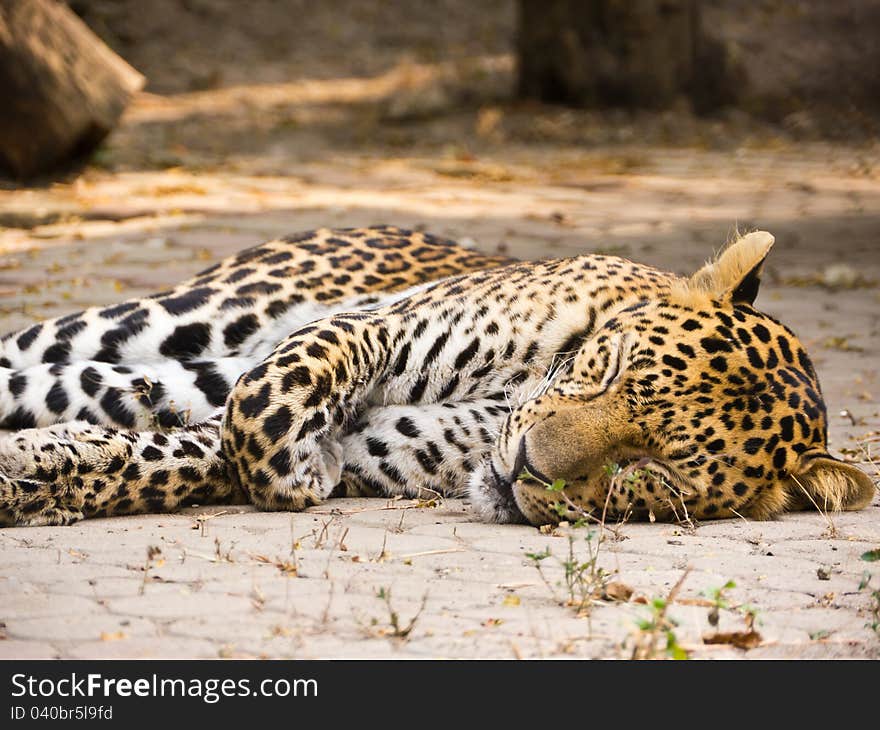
left=0, top=1, right=877, bottom=465
left=0, top=2, right=877, bottom=663
left=70, top=0, right=880, bottom=134
left=7, top=1, right=879, bottom=173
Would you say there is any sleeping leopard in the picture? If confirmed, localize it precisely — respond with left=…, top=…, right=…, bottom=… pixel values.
left=0, top=225, right=873, bottom=527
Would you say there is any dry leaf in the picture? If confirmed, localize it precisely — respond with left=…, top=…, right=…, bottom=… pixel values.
left=502, top=594, right=521, bottom=607
left=100, top=631, right=127, bottom=642
left=602, top=582, right=634, bottom=602
left=702, top=630, right=762, bottom=650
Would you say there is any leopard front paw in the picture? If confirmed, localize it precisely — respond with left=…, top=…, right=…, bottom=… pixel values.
left=0, top=477, right=85, bottom=528
left=248, top=439, right=344, bottom=512
left=13, top=502, right=85, bottom=527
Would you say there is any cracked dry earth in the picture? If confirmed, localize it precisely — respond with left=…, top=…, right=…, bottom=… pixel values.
left=0, top=142, right=879, bottom=659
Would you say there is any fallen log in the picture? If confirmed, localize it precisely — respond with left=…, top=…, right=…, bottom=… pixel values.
left=0, top=0, right=145, bottom=178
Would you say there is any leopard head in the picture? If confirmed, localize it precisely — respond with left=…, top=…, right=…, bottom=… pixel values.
left=477, top=232, right=875, bottom=525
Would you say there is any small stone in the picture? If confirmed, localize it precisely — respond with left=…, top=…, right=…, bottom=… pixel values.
left=821, top=263, right=858, bottom=289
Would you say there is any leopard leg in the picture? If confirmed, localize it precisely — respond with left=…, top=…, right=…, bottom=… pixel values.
left=337, top=400, right=508, bottom=500
left=221, top=300, right=538, bottom=512
left=0, top=472, right=84, bottom=527
left=0, top=357, right=253, bottom=430
left=0, top=412, right=244, bottom=527
left=0, top=242, right=479, bottom=430
left=219, top=313, right=394, bottom=512
left=0, top=227, right=510, bottom=371
left=0, top=241, right=338, bottom=371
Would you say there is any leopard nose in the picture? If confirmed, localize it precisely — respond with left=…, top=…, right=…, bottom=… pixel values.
left=511, top=436, right=552, bottom=485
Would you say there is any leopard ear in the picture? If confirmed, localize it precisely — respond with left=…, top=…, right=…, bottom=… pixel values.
left=787, top=454, right=876, bottom=512
left=689, top=231, right=774, bottom=305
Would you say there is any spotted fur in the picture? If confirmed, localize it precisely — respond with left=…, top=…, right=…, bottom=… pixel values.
left=0, top=226, right=873, bottom=527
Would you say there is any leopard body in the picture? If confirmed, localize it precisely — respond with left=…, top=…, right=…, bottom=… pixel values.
left=0, top=226, right=872, bottom=527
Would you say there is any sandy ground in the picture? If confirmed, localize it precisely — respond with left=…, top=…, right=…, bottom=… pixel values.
left=0, top=23, right=879, bottom=656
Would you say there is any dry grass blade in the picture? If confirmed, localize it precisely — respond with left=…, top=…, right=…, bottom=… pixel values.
left=251, top=553, right=298, bottom=576
left=789, top=474, right=838, bottom=538
left=374, top=587, right=428, bottom=640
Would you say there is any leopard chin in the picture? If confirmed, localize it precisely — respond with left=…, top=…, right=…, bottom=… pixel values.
left=467, top=460, right=527, bottom=524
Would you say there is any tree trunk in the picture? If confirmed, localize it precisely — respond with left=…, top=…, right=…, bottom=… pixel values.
left=516, top=0, right=743, bottom=112
left=0, top=0, right=144, bottom=179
